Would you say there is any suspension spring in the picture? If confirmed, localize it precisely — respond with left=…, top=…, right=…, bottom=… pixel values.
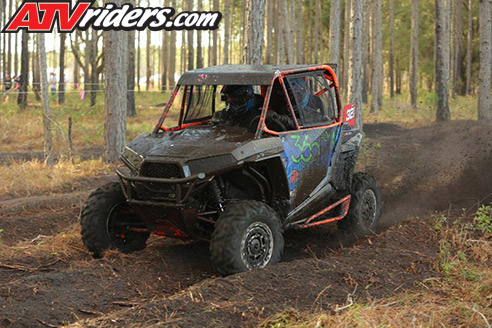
left=210, top=179, right=224, bottom=212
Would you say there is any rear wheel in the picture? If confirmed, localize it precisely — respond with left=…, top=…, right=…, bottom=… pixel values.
left=338, top=172, right=382, bottom=236
left=210, top=200, right=284, bottom=276
left=80, top=182, right=149, bottom=258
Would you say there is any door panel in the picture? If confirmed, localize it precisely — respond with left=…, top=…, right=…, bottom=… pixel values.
left=280, top=125, right=340, bottom=208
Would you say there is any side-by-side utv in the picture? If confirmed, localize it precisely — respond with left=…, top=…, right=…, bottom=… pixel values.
left=80, top=64, right=382, bottom=275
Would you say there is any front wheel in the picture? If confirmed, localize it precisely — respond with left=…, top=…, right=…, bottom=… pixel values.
left=210, top=200, right=284, bottom=276
left=80, top=182, right=150, bottom=258
left=338, top=172, right=382, bottom=236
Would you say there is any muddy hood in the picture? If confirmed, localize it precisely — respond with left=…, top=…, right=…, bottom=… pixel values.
left=126, top=125, right=283, bottom=163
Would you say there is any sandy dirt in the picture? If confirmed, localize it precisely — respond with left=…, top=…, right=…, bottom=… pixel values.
left=0, top=120, right=491, bottom=327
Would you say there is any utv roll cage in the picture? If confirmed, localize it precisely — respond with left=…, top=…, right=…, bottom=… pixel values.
left=152, top=64, right=342, bottom=138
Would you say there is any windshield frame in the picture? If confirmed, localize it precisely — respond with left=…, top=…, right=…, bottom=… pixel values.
left=153, top=66, right=341, bottom=137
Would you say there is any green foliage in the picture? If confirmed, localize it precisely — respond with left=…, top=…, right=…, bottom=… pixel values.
left=433, top=214, right=448, bottom=231
left=473, top=204, right=492, bottom=233
left=0, top=228, right=3, bottom=242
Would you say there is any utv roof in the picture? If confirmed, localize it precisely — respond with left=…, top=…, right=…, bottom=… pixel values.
left=177, top=64, right=338, bottom=85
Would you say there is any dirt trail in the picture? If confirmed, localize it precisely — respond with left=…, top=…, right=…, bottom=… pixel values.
left=0, top=120, right=490, bottom=328
left=364, top=120, right=492, bottom=225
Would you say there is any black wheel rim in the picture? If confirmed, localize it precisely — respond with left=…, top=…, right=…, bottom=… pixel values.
left=361, top=189, right=377, bottom=230
left=240, top=222, right=274, bottom=270
left=106, top=203, right=139, bottom=248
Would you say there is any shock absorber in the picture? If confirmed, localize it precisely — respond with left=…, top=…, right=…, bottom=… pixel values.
left=210, top=179, right=224, bottom=212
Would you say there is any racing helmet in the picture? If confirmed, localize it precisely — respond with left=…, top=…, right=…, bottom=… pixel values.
left=288, top=78, right=309, bottom=109
left=222, top=85, right=255, bottom=117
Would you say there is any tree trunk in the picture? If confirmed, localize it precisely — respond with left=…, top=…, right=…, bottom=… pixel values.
left=17, top=31, right=28, bottom=109
left=73, top=33, right=79, bottom=89
left=84, top=31, right=90, bottom=91
left=58, top=33, right=66, bottom=104
left=274, top=0, right=281, bottom=64
left=290, top=0, right=296, bottom=63
left=52, top=31, right=57, bottom=69
left=389, top=0, right=395, bottom=98
left=296, top=0, right=303, bottom=64
left=348, top=0, right=363, bottom=130
left=265, top=0, right=273, bottom=63
left=152, top=41, right=156, bottom=88
left=128, top=29, right=136, bottom=117
left=452, top=0, right=464, bottom=96
left=281, top=0, right=293, bottom=64
left=14, top=30, right=18, bottom=76
left=213, top=0, right=219, bottom=65
left=161, top=30, right=167, bottom=92
left=168, top=0, right=176, bottom=87
left=32, top=37, right=41, bottom=101
left=370, top=0, right=383, bottom=114
left=478, top=0, right=492, bottom=120
left=146, top=29, right=151, bottom=90
left=409, top=0, right=419, bottom=108
left=313, top=0, right=321, bottom=62
left=187, top=0, right=194, bottom=70
left=465, top=0, right=473, bottom=95
left=435, top=0, right=451, bottom=121
left=137, top=29, right=141, bottom=92
left=6, top=0, right=12, bottom=76
left=104, top=0, right=128, bottom=163
left=196, top=1, right=203, bottom=67
left=180, top=28, right=186, bottom=73
left=2, top=0, right=6, bottom=77
left=342, top=0, right=351, bottom=95
left=223, top=0, right=230, bottom=64
left=328, top=0, right=341, bottom=67
left=38, top=34, right=54, bottom=166
left=89, top=30, right=98, bottom=107
left=396, top=58, right=401, bottom=94
left=244, top=0, right=266, bottom=65
left=308, top=0, right=314, bottom=62
left=208, top=30, right=212, bottom=66
left=362, top=1, right=370, bottom=104
left=265, top=0, right=273, bottom=64
left=0, top=0, right=3, bottom=78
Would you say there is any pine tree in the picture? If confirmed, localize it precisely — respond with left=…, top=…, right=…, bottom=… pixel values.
left=478, top=0, right=492, bottom=120
left=409, top=0, right=419, bottom=108
left=104, top=0, right=128, bottom=162
left=244, top=0, right=266, bottom=65
left=38, top=34, right=54, bottom=166
left=435, top=0, right=451, bottom=121
left=348, top=0, right=364, bottom=129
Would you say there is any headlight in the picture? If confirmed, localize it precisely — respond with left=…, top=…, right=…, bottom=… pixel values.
left=122, top=147, right=144, bottom=171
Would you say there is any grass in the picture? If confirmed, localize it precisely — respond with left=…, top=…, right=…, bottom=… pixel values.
left=0, top=88, right=481, bottom=154
left=261, top=208, right=492, bottom=328
left=0, top=89, right=173, bottom=153
left=0, top=158, right=114, bottom=198
left=363, top=90, right=479, bottom=127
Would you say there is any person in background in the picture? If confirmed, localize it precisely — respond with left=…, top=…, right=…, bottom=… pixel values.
left=4, top=75, right=12, bottom=92
left=49, top=72, right=57, bottom=95
left=2, top=75, right=13, bottom=101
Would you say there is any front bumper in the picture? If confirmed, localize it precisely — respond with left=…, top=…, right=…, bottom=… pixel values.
left=116, top=168, right=212, bottom=206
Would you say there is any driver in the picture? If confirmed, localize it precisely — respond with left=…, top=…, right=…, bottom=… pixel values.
left=288, top=77, right=328, bottom=124
left=219, top=85, right=263, bottom=130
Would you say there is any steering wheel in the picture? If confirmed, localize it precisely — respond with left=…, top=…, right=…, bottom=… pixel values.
left=310, top=95, right=330, bottom=121
left=249, top=113, right=289, bottom=134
